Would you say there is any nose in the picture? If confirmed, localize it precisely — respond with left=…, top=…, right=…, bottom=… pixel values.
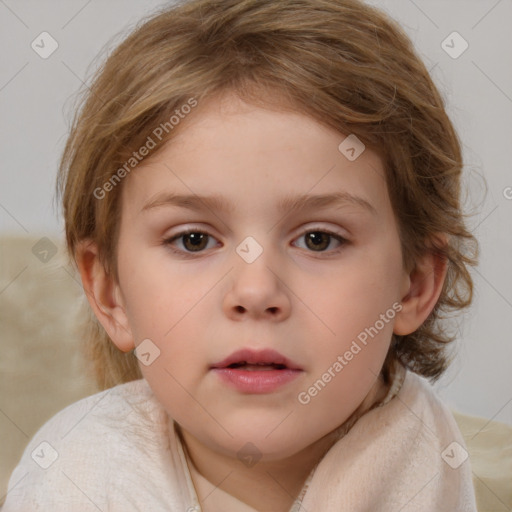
left=223, top=248, right=292, bottom=322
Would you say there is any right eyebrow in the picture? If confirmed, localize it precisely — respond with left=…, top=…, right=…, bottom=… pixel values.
left=141, top=192, right=234, bottom=214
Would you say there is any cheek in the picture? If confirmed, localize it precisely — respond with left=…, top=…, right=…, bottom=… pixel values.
left=133, top=311, right=212, bottom=420
left=117, top=247, right=206, bottom=339
left=300, top=237, right=402, bottom=386
left=116, top=240, right=222, bottom=389
left=296, top=305, right=396, bottom=432
left=307, top=250, right=403, bottom=337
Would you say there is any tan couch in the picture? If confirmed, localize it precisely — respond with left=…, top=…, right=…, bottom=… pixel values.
left=1, top=234, right=511, bottom=510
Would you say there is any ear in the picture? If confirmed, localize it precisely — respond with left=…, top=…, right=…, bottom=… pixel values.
left=393, top=235, right=449, bottom=336
left=75, top=239, right=135, bottom=352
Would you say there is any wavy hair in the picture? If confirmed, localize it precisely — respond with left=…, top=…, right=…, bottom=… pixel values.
left=57, top=0, right=479, bottom=389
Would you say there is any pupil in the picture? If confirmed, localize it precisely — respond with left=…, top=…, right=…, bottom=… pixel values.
left=307, top=232, right=328, bottom=251
left=185, top=233, right=206, bottom=251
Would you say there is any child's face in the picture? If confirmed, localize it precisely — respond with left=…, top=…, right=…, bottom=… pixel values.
left=114, top=91, right=410, bottom=460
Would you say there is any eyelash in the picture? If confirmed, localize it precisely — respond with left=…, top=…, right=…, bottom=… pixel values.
left=162, top=227, right=349, bottom=258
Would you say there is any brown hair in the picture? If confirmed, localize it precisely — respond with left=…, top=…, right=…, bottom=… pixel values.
left=57, top=0, right=478, bottom=390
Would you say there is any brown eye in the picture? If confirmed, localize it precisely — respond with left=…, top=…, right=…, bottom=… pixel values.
left=181, top=232, right=209, bottom=252
left=294, top=230, right=347, bottom=253
left=305, top=232, right=330, bottom=251
left=164, top=230, right=218, bottom=254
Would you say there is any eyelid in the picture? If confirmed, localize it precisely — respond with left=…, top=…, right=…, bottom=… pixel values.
left=164, top=226, right=218, bottom=245
left=294, top=223, right=348, bottom=239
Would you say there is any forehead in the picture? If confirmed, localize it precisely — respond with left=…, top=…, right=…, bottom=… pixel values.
left=120, top=92, right=391, bottom=223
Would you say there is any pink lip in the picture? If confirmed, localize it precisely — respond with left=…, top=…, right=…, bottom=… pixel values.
left=210, top=348, right=303, bottom=394
left=211, top=348, right=302, bottom=370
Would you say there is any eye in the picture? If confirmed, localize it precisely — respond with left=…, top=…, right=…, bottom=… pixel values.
left=163, top=227, right=348, bottom=257
left=293, top=229, right=348, bottom=253
left=163, top=229, right=219, bottom=254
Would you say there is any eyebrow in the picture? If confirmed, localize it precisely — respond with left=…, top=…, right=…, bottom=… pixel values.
left=141, top=191, right=377, bottom=216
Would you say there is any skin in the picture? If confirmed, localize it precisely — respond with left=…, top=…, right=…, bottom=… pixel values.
left=77, top=90, right=447, bottom=511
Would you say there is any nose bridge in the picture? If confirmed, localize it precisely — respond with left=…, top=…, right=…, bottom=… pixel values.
left=224, top=233, right=291, bottom=319
left=233, top=234, right=279, bottom=289
left=235, top=234, right=266, bottom=266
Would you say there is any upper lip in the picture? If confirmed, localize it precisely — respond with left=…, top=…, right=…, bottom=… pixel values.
left=210, top=348, right=302, bottom=370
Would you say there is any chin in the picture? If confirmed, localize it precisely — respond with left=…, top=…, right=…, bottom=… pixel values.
left=208, top=423, right=315, bottom=462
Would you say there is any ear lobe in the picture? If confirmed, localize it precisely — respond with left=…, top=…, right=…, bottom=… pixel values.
left=75, top=240, right=135, bottom=352
left=393, top=238, right=448, bottom=336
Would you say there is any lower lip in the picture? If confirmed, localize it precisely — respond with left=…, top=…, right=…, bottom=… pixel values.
left=211, top=368, right=302, bottom=394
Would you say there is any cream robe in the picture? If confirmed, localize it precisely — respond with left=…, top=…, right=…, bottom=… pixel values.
left=1, top=366, right=478, bottom=511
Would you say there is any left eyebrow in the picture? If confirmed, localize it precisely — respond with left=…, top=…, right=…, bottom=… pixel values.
left=141, top=191, right=377, bottom=216
left=277, top=191, right=377, bottom=217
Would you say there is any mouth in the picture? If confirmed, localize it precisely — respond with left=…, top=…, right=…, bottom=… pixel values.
left=224, top=362, right=288, bottom=371
left=210, top=348, right=302, bottom=371
left=210, top=348, right=303, bottom=394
